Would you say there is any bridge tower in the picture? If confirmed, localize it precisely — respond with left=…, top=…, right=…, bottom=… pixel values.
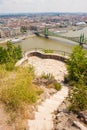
left=43, top=26, right=48, bottom=38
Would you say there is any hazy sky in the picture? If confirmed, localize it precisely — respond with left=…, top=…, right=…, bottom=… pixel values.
left=0, top=0, right=87, bottom=14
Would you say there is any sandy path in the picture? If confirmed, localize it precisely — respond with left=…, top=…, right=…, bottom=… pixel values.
left=28, top=56, right=67, bottom=82
left=27, top=56, right=68, bottom=130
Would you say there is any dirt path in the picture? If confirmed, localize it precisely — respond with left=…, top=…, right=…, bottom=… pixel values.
left=27, top=56, right=69, bottom=130
left=27, top=56, right=67, bottom=82
left=28, top=85, right=68, bottom=130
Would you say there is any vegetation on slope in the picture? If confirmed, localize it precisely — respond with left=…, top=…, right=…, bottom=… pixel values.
left=66, top=45, right=87, bottom=112
left=0, top=66, right=43, bottom=112
left=42, top=49, right=54, bottom=53
left=0, top=41, right=22, bottom=70
left=0, top=42, right=43, bottom=129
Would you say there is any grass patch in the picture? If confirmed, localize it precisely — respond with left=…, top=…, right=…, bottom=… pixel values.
left=5, top=61, right=15, bottom=71
left=42, top=49, right=54, bottom=53
left=0, top=64, right=8, bottom=79
left=54, top=82, right=62, bottom=91
left=40, top=73, right=54, bottom=80
left=47, top=82, right=62, bottom=91
left=0, top=66, right=43, bottom=112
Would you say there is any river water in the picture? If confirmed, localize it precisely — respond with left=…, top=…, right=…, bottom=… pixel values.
left=16, top=36, right=73, bottom=53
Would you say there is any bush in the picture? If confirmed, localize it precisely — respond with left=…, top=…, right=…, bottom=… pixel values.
left=54, top=82, right=61, bottom=91
left=70, top=83, right=87, bottom=112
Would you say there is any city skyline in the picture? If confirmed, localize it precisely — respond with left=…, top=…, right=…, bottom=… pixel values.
left=0, top=0, right=87, bottom=14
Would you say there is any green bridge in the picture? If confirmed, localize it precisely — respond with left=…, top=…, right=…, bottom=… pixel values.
left=33, top=27, right=59, bottom=38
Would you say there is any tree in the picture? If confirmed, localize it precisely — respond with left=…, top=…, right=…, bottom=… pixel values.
left=67, top=46, right=87, bottom=112
left=0, top=41, right=22, bottom=67
left=67, top=45, right=87, bottom=83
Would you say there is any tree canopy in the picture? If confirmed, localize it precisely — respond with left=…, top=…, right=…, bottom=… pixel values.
left=67, top=45, right=87, bottom=83
left=67, top=45, right=87, bottom=112
left=0, top=41, right=22, bottom=69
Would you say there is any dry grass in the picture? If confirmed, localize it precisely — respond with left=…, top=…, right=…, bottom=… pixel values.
left=0, top=65, right=43, bottom=129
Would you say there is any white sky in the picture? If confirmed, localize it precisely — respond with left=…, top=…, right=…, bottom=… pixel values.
left=0, top=0, right=87, bottom=14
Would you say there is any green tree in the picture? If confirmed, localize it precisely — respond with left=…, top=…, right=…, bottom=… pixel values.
left=6, top=41, right=22, bottom=63
left=67, top=46, right=87, bottom=112
left=67, top=45, right=87, bottom=83
left=0, top=41, right=22, bottom=70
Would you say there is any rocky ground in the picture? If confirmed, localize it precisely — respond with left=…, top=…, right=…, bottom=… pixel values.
left=53, top=97, right=87, bottom=130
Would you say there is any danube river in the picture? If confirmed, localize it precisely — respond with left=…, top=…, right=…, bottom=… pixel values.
left=16, top=36, right=74, bottom=53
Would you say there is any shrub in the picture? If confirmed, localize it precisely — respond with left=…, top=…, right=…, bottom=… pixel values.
left=70, top=83, right=87, bottom=112
left=54, top=82, right=61, bottom=91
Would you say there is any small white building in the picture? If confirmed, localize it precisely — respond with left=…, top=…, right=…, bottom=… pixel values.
left=76, top=22, right=86, bottom=26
